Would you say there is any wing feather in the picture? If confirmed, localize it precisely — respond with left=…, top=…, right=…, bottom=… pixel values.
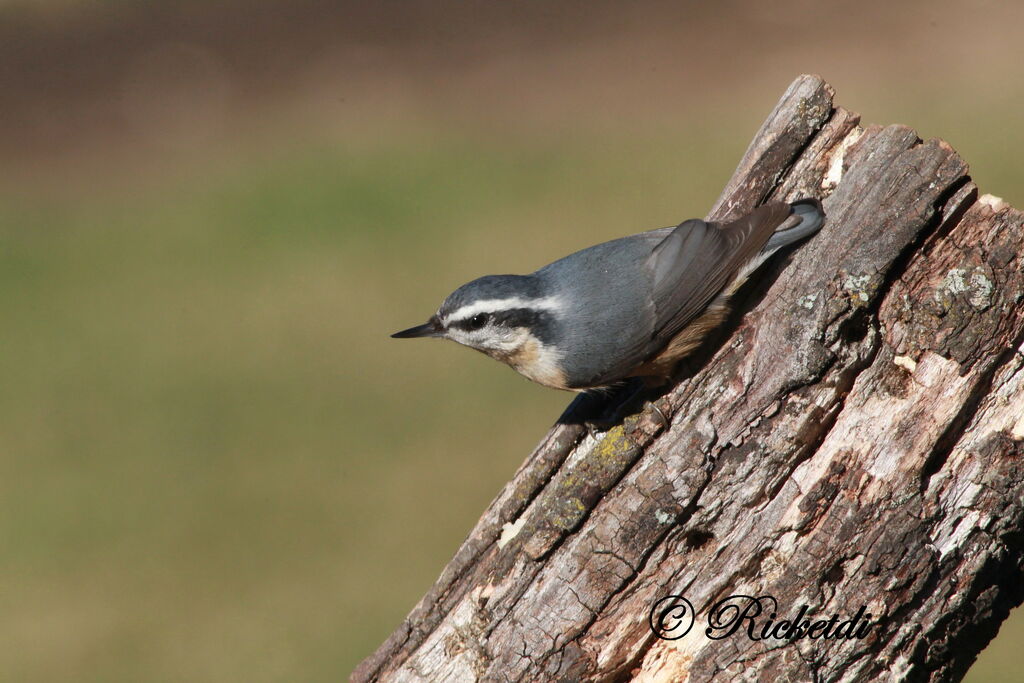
left=643, top=202, right=792, bottom=349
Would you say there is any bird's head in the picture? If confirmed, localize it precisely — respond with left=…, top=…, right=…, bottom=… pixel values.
left=392, top=274, right=568, bottom=387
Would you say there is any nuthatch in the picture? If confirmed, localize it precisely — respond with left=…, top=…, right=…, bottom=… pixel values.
left=393, top=199, right=824, bottom=391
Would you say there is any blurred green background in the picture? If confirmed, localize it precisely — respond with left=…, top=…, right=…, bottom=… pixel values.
left=0, top=1, right=1021, bottom=680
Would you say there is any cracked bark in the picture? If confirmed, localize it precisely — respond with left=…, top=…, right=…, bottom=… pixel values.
left=354, top=75, right=1024, bottom=682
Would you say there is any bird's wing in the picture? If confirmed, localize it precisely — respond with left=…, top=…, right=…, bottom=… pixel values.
left=643, top=202, right=792, bottom=350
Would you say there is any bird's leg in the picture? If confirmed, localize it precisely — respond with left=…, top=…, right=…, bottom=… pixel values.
left=557, top=385, right=623, bottom=428
left=568, top=380, right=647, bottom=434
left=561, top=377, right=675, bottom=436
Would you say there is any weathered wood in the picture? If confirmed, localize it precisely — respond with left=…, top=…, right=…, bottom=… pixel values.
left=354, top=75, right=1024, bottom=682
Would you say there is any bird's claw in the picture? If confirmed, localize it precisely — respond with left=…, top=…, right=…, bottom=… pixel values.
left=642, top=399, right=671, bottom=431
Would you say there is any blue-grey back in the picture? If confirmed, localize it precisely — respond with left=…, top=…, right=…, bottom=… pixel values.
left=534, top=229, right=671, bottom=386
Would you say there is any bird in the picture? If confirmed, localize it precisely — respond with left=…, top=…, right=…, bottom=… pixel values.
left=392, top=199, right=824, bottom=391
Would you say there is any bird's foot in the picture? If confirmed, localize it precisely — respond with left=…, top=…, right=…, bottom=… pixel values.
left=640, top=399, right=672, bottom=431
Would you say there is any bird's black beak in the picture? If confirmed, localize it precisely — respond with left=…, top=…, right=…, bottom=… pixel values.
left=391, top=316, right=443, bottom=339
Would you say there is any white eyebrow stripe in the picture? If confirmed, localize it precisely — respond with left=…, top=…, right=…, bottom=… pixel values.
left=442, top=296, right=563, bottom=324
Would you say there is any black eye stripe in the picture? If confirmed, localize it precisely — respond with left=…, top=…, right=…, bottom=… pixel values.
left=451, top=313, right=488, bottom=331
left=450, top=308, right=554, bottom=338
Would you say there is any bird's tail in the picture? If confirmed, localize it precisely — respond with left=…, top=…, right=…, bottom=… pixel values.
left=761, top=198, right=825, bottom=255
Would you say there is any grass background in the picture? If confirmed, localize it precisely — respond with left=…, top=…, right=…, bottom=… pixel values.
left=1, top=1, right=1022, bottom=680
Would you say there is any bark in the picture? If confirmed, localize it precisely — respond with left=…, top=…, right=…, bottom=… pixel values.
left=354, top=75, right=1024, bottom=682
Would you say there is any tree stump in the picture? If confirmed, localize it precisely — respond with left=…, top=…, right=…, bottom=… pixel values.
left=354, top=75, right=1024, bottom=682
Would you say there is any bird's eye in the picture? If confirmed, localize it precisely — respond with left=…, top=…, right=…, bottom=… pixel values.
left=469, top=313, right=490, bottom=330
